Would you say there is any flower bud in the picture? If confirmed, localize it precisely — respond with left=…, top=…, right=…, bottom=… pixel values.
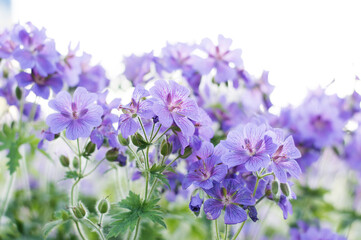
left=72, top=202, right=87, bottom=219
left=248, top=206, right=259, bottom=222
left=116, top=154, right=127, bottom=167
left=84, top=142, right=96, bottom=155
left=160, top=140, right=172, bottom=156
left=280, top=183, right=290, bottom=197
left=59, top=155, right=70, bottom=167
left=72, top=157, right=79, bottom=169
left=189, top=193, right=203, bottom=216
left=15, top=86, right=22, bottom=100
left=152, top=116, right=159, bottom=124
left=271, top=181, right=279, bottom=195
left=118, top=134, right=129, bottom=146
left=131, top=132, right=147, bottom=147
left=97, top=198, right=110, bottom=214
left=180, top=146, right=192, bottom=159
left=106, top=148, right=119, bottom=162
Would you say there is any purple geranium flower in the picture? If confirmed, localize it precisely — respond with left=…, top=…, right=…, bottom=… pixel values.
left=189, top=193, right=203, bottom=213
left=123, top=52, right=153, bottom=86
left=46, top=87, right=103, bottom=140
left=15, top=70, right=63, bottom=99
left=221, top=123, right=277, bottom=172
left=150, top=80, right=199, bottom=137
left=203, top=179, right=255, bottom=224
left=0, top=29, right=17, bottom=59
left=182, top=155, right=227, bottom=190
left=118, top=86, right=153, bottom=139
left=193, top=35, right=243, bottom=83
left=77, top=53, right=110, bottom=93
left=90, top=114, right=119, bottom=149
left=12, top=23, right=59, bottom=77
left=267, top=129, right=302, bottom=183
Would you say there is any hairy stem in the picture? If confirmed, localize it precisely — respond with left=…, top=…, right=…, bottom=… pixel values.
left=74, top=221, right=86, bottom=240
left=83, top=218, right=106, bottom=240
left=224, top=224, right=228, bottom=240
left=231, top=221, right=246, bottom=240
left=0, top=173, right=15, bottom=226
left=133, top=218, right=141, bottom=240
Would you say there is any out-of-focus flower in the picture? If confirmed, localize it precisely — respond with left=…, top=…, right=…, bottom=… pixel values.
left=12, top=23, right=59, bottom=76
left=15, top=70, right=63, bottom=99
left=123, top=52, right=153, bottom=86
left=193, top=35, right=243, bottom=83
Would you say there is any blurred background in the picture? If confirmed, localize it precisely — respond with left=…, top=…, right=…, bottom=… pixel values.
left=1, top=1, right=361, bottom=239
left=2, top=0, right=361, bottom=107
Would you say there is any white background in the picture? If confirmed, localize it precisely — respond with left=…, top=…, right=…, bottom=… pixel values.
left=3, top=0, right=361, bottom=107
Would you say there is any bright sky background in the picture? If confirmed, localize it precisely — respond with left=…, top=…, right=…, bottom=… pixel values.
left=2, top=0, right=361, bottom=107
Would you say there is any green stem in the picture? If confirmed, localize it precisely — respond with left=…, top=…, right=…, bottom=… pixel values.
left=133, top=218, right=141, bottom=240
left=147, top=155, right=180, bottom=199
left=224, top=224, right=228, bottom=240
left=98, top=214, right=104, bottom=227
left=70, top=178, right=81, bottom=205
left=165, top=155, right=180, bottom=170
left=253, top=177, right=260, bottom=197
left=128, top=147, right=144, bottom=170
left=150, top=124, right=162, bottom=142
left=83, top=218, right=106, bottom=240
left=154, top=127, right=171, bottom=143
left=256, top=195, right=266, bottom=205
left=149, top=123, right=155, bottom=141
left=231, top=221, right=246, bottom=240
left=77, top=139, right=82, bottom=174
left=138, top=117, right=149, bottom=142
left=60, top=136, right=77, bottom=154
left=215, top=219, right=220, bottom=240
left=0, top=173, right=15, bottom=226
left=74, top=221, right=86, bottom=240
left=83, top=158, right=106, bottom=177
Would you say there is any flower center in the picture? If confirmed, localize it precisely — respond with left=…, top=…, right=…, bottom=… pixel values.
left=33, top=74, right=47, bottom=85
left=222, top=195, right=232, bottom=206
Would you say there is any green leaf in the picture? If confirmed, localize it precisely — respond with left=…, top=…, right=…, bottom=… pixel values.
left=65, top=171, right=80, bottom=180
left=6, top=143, right=22, bottom=174
left=107, top=191, right=166, bottom=238
left=42, top=220, right=65, bottom=238
left=149, top=164, right=171, bottom=189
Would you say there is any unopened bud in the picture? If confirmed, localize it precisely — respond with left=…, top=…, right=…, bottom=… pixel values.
left=15, top=86, right=22, bottom=100
left=160, top=140, right=172, bottom=156
left=72, top=157, right=79, bottom=169
left=248, top=206, right=259, bottom=222
left=106, top=148, right=119, bottom=162
left=271, top=181, right=279, bottom=195
left=118, top=134, right=129, bottom=146
left=131, top=132, right=147, bottom=147
left=59, top=155, right=69, bottom=167
left=280, top=183, right=290, bottom=197
left=97, top=198, right=110, bottom=214
left=84, top=142, right=96, bottom=155
left=116, top=154, right=127, bottom=167
left=72, top=202, right=87, bottom=219
left=180, top=146, right=192, bottom=159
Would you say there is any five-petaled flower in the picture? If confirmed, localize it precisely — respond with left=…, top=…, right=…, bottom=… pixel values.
left=150, top=80, right=199, bottom=137
left=203, top=179, right=255, bottom=224
left=46, top=87, right=103, bottom=140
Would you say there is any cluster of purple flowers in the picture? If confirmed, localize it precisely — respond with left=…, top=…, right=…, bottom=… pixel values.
left=2, top=23, right=358, bottom=239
